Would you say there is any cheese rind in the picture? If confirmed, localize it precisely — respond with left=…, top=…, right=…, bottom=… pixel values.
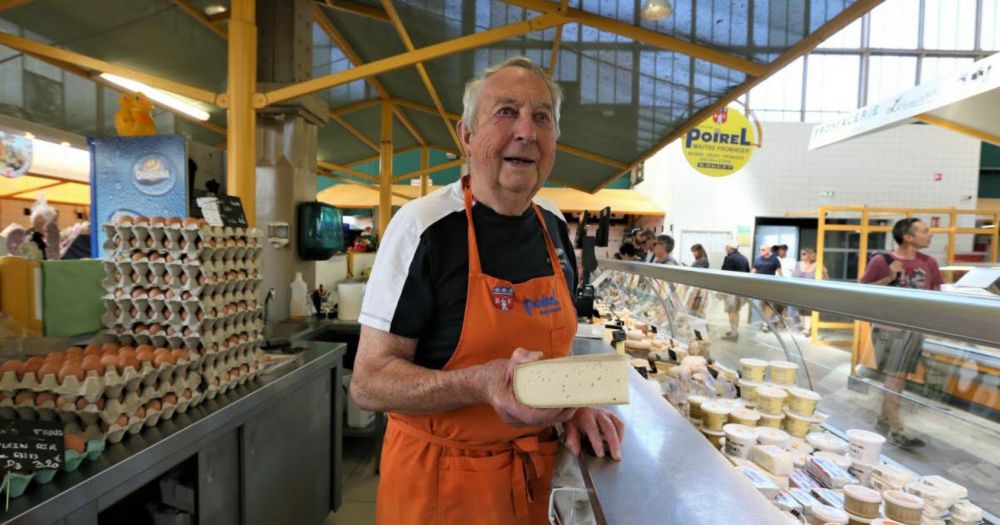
left=513, top=354, right=630, bottom=408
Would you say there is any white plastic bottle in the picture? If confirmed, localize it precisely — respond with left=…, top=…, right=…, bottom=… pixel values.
left=289, top=272, right=309, bottom=320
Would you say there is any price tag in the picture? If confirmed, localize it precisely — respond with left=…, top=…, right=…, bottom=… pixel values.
left=0, top=420, right=64, bottom=473
left=195, top=195, right=247, bottom=228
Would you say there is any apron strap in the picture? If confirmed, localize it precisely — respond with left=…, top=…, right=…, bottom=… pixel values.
left=389, top=415, right=552, bottom=518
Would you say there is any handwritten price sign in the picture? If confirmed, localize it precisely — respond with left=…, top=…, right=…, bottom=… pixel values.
left=0, top=420, right=64, bottom=475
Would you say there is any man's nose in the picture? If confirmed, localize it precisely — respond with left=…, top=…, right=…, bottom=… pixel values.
left=513, top=113, right=537, bottom=143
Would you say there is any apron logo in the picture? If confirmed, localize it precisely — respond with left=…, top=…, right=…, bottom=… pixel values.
left=492, top=285, right=515, bottom=311
left=523, top=294, right=562, bottom=316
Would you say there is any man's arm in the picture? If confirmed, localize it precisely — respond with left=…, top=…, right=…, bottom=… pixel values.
left=351, top=325, right=575, bottom=427
left=860, top=255, right=900, bottom=286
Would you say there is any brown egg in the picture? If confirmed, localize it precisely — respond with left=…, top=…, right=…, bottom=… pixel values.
left=114, top=306, right=124, bottom=317
left=18, top=357, right=44, bottom=380
left=131, top=252, right=144, bottom=263
left=166, top=217, right=182, bottom=227
left=135, top=406, right=146, bottom=418
left=149, top=216, right=165, bottom=227
left=117, top=355, right=140, bottom=374
left=165, top=289, right=176, bottom=300
left=44, top=352, right=65, bottom=363
left=58, top=362, right=85, bottom=383
left=100, top=343, right=119, bottom=354
left=149, top=288, right=163, bottom=298
left=64, top=434, right=86, bottom=454
left=182, top=389, right=192, bottom=399
left=115, top=414, right=128, bottom=426
left=238, top=334, right=249, bottom=343
left=182, top=327, right=192, bottom=337
left=182, top=217, right=199, bottom=228
left=116, top=215, right=134, bottom=225
left=14, top=390, right=34, bottom=406
left=37, top=361, right=61, bottom=379
left=172, top=349, right=189, bottom=362
left=149, top=325, right=164, bottom=336
left=177, top=238, right=187, bottom=250
left=35, top=392, right=56, bottom=406
left=67, top=346, right=84, bottom=357
left=132, top=288, right=147, bottom=299
left=130, top=271, right=140, bottom=283
left=55, top=396, right=69, bottom=409
left=239, top=364, right=249, bottom=374
left=100, top=354, right=118, bottom=369
left=179, top=274, right=189, bottom=285
left=136, top=349, right=155, bottom=365
left=163, top=393, right=178, bottom=405
left=145, top=236, right=155, bottom=248
left=0, top=359, right=23, bottom=376
left=165, top=254, right=176, bottom=263
left=115, top=289, right=127, bottom=299
left=74, top=397, right=88, bottom=410
left=118, top=346, right=136, bottom=359
left=162, top=273, right=173, bottom=285
left=165, top=326, right=177, bottom=336
left=147, top=399, right=162, bottom=411
left=148, top=252, right=161, bottom=262
left=135, top=344, right=154, bottom=354
left=181, top=291, right=192, bottom=301
left=154, top=353, right=176, bottom=368
left=82, top=357, right=104, bottom=376
left=134, top=324, right=149, bottom=334
left=96, top=398, right=106, bottom=411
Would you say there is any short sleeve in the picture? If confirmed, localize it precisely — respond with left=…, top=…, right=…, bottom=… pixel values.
left=358, top=210, right=429, bottom=334
left=927, top=257, right=943, bottom=291
left=860, top=254, right=889, bottom=284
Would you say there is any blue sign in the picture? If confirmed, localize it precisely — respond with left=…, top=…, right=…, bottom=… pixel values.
left=90, top=136, right=187, bottom=257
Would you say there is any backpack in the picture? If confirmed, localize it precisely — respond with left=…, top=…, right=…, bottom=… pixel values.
left=879, top=253, right=901, bottom=286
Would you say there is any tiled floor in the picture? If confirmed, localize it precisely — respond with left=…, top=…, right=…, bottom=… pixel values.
left=326, top=438, right=378, bottom=525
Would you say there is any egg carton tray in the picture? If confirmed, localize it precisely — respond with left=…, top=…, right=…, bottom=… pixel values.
left=102, top=255, right=260, bottom=285
left=64, top=388, right=201, bottom=446
left=106, top=320, right=264, bottom=349
left=199, top=348, right=260, bottom=380
left=103, top=305, right=261, bottom=334
left=0, top=353, right=197, bottom=402
left=0, top=372, right=201, bottom=426
left=105, top=284, right=262, bottom=309
left=103, top=272, right=262, bottom=300
left=102, top=223, right=262, bottom=254
left=0, top=437, right=105, bottom=498
left=202, top=361, right=262, bottom=400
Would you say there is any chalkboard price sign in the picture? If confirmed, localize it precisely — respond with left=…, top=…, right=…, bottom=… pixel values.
left=0, top=420, right=64, bottom=474
left=195, top=195, right=248, bottom=228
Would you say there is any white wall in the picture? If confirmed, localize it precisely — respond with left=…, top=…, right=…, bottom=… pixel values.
left=636, top=122, right=981, bottom=266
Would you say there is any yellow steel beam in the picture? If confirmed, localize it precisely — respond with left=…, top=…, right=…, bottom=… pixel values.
left=343, top=144, right=423, bottom=167
left=318, top=160, right=380, bottom=182
left=171, top=0, right=228, bottom=39
left=546, top=0, right=570, bottom=76
left=592, top=0, right=884, bottom=192
left=329, top=98, right=381, bottom=116
left=0, top=0, right=32, bottom=12
left=318, top=0, right=390, bottom=22
left=330, top=114, right=379, bottom=152
left=393, top=98, right=461, bottom=120
left=380, top=0, right=464, bottom=152
left=322, top=171, right=414, bottom=200
left=312, top=4, right=426, bottom=146
left=378, top=101, right=394, bottom=238
left=263, top=13, right=564, bottom=106
left=392, top=158, right=465, bottom=183
left=207, top=10, right=230, bottom=23
left=420, top=147, right=430, bottom=196
left=0, top=32, right=220, bottom=106
left=226, top=0, right=256, bottom=226
left=501, top=0, right=767, bottom=77
left=914, top=114, right=1000, bottom=146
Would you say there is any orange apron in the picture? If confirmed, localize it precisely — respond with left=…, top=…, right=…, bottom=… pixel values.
left=375, top=177, right=578, bottom=525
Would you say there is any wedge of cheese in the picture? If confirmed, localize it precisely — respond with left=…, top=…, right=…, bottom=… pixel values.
left=513, top=353, right=630, bottom=408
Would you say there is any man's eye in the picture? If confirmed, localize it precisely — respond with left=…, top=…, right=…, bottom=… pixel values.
left=534, top=113, right=550, bottom=122
left=497, top=107, right=516, bottom=116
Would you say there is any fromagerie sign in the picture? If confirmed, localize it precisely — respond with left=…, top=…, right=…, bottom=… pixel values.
left=682, top=107, right=755, bottom=177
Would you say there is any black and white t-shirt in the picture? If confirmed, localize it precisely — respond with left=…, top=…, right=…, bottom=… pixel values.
left=359, top=181, right=577, bottom=370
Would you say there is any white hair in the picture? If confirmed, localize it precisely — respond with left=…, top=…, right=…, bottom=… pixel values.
left=460, top=56, right=563, bottom=137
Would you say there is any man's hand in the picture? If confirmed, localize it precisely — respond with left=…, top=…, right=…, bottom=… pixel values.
left=888, top=260, right=904, bottom=278
left=564, top=407, right=625, bottom=461
left=481, top=348, right=576, bottom=427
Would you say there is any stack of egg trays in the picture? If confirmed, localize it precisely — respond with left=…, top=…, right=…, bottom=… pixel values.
left=101, top=219, right=264, bottom=353
left=200, top=338, right=264, bottom=400
left=0, top=353, right=201, bottom=444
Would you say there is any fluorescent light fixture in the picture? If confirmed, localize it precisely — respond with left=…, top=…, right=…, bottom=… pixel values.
left=30, top=138, right=91, bottom=182
left=99, top=73, right=211, bottom=121
left=204, top=5, right=227, bottom=16
left=640, top=0, right=673, bottom=21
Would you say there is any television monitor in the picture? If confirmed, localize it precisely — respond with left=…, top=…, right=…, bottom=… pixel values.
left=574, top=210, right=590, bottom=249
left=595, top=206, right=611, bottom=247
left=297, top=202, right=345, bottom=260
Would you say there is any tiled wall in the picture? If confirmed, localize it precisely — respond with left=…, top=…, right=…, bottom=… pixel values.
left=637, top=122, right=982, bottom=265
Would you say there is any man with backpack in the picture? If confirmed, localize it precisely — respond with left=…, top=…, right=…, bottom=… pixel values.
left=860, top=218, right=942, bottom=450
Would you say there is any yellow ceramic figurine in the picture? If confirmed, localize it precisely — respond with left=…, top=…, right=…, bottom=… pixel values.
left=114, top=92, right=157, bottom=136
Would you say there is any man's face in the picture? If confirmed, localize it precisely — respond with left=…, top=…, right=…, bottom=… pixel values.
left=778, top=248, right=787, bottom=257
left=759, top=246, right=769, bottom=258
left=458, top=67, right=557, bottom=198
left=643, top=236, right=655, bottom=249
left=653, top=241, right=668, bottom=259
left=725, top=246, right=736, bottom=254
left=905, top=221, right=933, bottom=249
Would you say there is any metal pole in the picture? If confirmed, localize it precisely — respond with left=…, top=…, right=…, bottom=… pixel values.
left=378, top=101, right=394, bottom=238
left=420, top=146, right=430, bottom=196
left=226, top=0, right=256, bottom=226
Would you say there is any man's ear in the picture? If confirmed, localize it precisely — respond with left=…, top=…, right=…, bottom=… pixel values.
left=456, top=120, right=472, bottom=156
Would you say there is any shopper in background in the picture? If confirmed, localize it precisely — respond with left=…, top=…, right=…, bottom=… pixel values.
left=861, top=218, right=941, bottom=450
left=751, top=245, right=784, bottom=331
left=720, top=240, right=750, bottom=340
left=777, top=244, right=796, bottom=276
left=352, top=56, right=624, bottom=524
left=651, top=234, right=679, bottom=265
left=639, top=229, right=657, bottom=262
left=615, top=242, right=639, bottom=261
left=690, top=243, right=709, bottom=268
left=791, top=248, right=827, bottom=336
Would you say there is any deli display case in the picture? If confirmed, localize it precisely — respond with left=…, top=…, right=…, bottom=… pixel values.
left=584, top=258, right=1000, bottom=524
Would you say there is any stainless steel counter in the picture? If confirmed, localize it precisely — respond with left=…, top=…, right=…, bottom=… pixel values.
left=572, top=338, right=788, bottom=525
left=0, top=341, right=346, bottom=525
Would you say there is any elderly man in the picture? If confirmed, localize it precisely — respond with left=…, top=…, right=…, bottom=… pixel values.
left=351, top=57, right=625, bottom=524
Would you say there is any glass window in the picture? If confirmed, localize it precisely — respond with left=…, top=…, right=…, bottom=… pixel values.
left=747, top=57, right=804, bottom=122
left=982, top=0, right=1000, bottom=51
left=817, top=18, right=862, bottom=49
left=804, top=54, right=860, bottom=122
left=919, top=56, right=975, bottom=83
left=868, top=0, right=919, bottom=49
left=923, top=0, right=976, bottom=50
left=867, top=55, right=917, bottom=103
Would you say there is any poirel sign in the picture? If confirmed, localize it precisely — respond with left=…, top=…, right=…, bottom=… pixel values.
left=682, top=107, right=755, bottom=177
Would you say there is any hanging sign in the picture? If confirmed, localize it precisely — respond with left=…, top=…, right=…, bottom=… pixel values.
left=682, top=107, right=756, bottom=177
left=0, top=131, right=33, bottom=179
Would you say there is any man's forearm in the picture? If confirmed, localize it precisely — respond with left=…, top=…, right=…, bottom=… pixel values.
left=353, top=357, right=491, bottom=414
